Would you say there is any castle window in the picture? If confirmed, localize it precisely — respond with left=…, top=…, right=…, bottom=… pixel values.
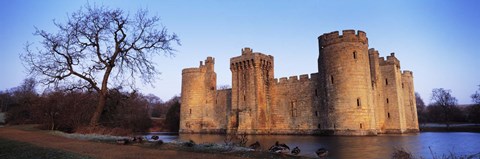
left=388, top=112, right=391, bottom=118
left=189, top=109, right=192, bottom=115
left=360, top=123, right=363, bottom=129
left=291, top=101, right=297, bottom=117
left=357, top=98, right=361, bottom=107
left=353, top=51, right=357, bottom=59
left=385, top=78, right=388, bottom=85
left=244, top=95, right=246, bottom=101
left=318, top=124, right=321, bottom=129
left=331, top=75, right=334, bottom=84
left=315, top=111, right=319, bottom=117
left=402, top=83, right=404, bottom=88
left=386, top=98, right=389, bottom=104
left=315, top=89, right=318, bottom=97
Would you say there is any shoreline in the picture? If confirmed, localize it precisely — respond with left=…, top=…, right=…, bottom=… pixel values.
left=0, top=125, right=311, bottom=159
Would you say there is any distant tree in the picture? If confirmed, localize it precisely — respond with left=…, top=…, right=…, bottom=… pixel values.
left=218, top=85, right=231, bottom=90
left=144, top=94, right=162, bottom=117
left=165, top=96, right=180, bottom=132
left=467, top=85, right=480, bottom=124
left=429, top=88, right=458, bottom=128
left=472, top=85, right=480, bottom=105
left=21, top=4, right=179, bottom=126
left=415, top=92, right=427, bottom=124
left=0, top=91, right=12, bottom=112
left=5, top=78, right=39, bottom=124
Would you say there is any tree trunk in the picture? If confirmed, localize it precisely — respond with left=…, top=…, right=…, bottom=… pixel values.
left=90, top=93, right=107, bottom=126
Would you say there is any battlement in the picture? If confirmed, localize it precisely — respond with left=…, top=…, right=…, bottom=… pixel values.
left=379, top=53, right=400, bottom=67
left=183, top=57, right=215, bottom=74
left=242, top=47, right=253, bottom=55
left=318, top=30, right=368, bottom=48
left=274, top=73, right=318, bottom=84
left=182, top=67, right=202, bottom=74
left=205, top=56, right=215, bottom=64
left=231, top=47, right=274, bottom=71
left=402, top=70, right=413, bottom=76
left=368, top=48, right=379, bottom=55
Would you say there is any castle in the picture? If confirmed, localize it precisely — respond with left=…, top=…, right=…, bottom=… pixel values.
left=180, top=30, right=419, bottom=135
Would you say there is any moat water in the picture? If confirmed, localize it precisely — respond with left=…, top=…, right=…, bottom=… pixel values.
left=144, top=132, right=480, bottom=159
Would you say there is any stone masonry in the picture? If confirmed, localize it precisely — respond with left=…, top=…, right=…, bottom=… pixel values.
left=179, top=30, right=419, bottom=135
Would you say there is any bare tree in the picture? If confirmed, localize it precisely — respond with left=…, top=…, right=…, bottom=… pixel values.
left=21, top=4, right=180, bottom=126
left=430, top=88, right=458, bottom=128
left=472, top=85, right=480, bottom=105
left=415, top=92, right=426, bottom=124
left=468, top=85, right=480, bottom=124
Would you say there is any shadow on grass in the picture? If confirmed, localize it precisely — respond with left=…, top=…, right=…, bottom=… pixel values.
left=0, top=137, right=93, bottom=159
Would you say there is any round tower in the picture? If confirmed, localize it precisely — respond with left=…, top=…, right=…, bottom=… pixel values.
left=180, top=57, right=217, bottom=133
left=317, top=30, right=377, bottom=135
left=180, top=67, right=206, bottom=133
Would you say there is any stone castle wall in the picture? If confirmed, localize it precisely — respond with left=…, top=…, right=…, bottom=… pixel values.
left=269, top=74, right=320, bottom=134
left=180, top=30, right=419, bottom=135
left=402, top=71, right=419, bottom=132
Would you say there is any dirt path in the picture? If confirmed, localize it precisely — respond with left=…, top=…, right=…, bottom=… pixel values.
left=0, top=126, right=244, bottom=159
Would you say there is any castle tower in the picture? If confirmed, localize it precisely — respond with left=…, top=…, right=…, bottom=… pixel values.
left=379, top=53, right=407, bottom=133
left=317, top=30, right=377, bottom=135
left=229, top=47, right=274, bottom=134
left=401, top=71, right=419, bottom=132
left=369, top=48, right=387, bottom=133
left=179, top=57, right=217, bottom=133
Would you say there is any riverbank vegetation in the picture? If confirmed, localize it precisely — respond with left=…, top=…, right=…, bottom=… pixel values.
left=415, top=86, right=480, bottom=132
left=0, top=78, right=180, bottom=135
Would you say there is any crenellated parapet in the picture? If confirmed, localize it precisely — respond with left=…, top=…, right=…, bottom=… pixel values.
left=274, top=73, right=318, bottom=85
left=368, top=48, right=379, bottom=56
left=318, top=30, right=368, bottom=48
left=379, top=53, right=400, bottom=67
left=182, top=56, right=215, bottom=74
left=402, top=70, right=413, bottom=77
left=230, top=47, right=274, bottom=71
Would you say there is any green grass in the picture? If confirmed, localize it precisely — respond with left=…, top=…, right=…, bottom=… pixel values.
left=0, top=137, right=94, bottom=159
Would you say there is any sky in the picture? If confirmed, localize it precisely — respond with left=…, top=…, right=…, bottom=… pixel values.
left=0, top=0, right=479, bottom=104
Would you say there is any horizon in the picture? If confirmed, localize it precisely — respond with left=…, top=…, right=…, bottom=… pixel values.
left=1, top=0, right=479, bottom=105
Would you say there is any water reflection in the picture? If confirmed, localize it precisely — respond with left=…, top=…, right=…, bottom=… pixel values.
left=144, top=132, right=480, bottom=158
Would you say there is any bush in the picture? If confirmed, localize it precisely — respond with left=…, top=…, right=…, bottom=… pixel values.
left=165, top=96, right=180, bottom=132
left=100, top=89, right=152, bottom=133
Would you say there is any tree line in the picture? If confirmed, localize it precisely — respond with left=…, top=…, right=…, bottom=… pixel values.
left=416, top=86, right=480, bottom=127
left=0, top=78, right=180, bottom=134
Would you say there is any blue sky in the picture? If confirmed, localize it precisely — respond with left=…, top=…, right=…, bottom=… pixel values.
left=0, top=0, right=479, bottom=104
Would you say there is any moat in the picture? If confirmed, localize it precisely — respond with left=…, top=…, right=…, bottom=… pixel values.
left=145, top=132, right=480, bottom=159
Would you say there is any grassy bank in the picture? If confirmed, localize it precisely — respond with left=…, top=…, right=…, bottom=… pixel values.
left=420, top=123, right=480, bottom=133
left=0, top=137, right=93, bottom=159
